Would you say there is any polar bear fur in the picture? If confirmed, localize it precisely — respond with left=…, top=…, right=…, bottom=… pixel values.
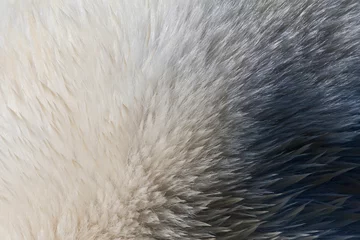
left=0, top=0, right=360, bottom=239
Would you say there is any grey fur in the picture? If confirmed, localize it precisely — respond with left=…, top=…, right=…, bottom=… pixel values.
left=145, top=1, right=360, bottom=239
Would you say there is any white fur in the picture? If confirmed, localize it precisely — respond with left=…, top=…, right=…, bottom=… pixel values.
left=0, top=1, right=224, bottom=239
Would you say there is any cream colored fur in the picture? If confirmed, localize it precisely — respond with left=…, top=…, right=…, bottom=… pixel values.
left=0, top=1, right=224, bottom=239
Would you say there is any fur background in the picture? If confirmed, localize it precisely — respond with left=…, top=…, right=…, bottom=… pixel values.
left=0, top=0, right=359, bottom=239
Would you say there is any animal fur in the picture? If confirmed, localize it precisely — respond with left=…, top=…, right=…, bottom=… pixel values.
left=0, top=0, right=360, bottom=239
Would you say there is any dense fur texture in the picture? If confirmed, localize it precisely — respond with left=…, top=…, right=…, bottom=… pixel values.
left=1, top=0, right=360, bottom=239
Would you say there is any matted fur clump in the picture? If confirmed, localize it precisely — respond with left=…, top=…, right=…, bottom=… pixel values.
left=0, top=0, right=360, bottom=239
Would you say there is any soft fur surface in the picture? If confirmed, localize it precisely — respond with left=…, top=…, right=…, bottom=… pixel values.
left=1, top=0, right=360, bottom=239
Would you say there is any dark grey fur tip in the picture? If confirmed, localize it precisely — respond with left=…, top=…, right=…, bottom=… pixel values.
left=177, top=1, right=360, bottom=239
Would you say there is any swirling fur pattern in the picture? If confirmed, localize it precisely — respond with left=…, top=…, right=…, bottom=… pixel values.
left=0, top=0, right=360, bottom=239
